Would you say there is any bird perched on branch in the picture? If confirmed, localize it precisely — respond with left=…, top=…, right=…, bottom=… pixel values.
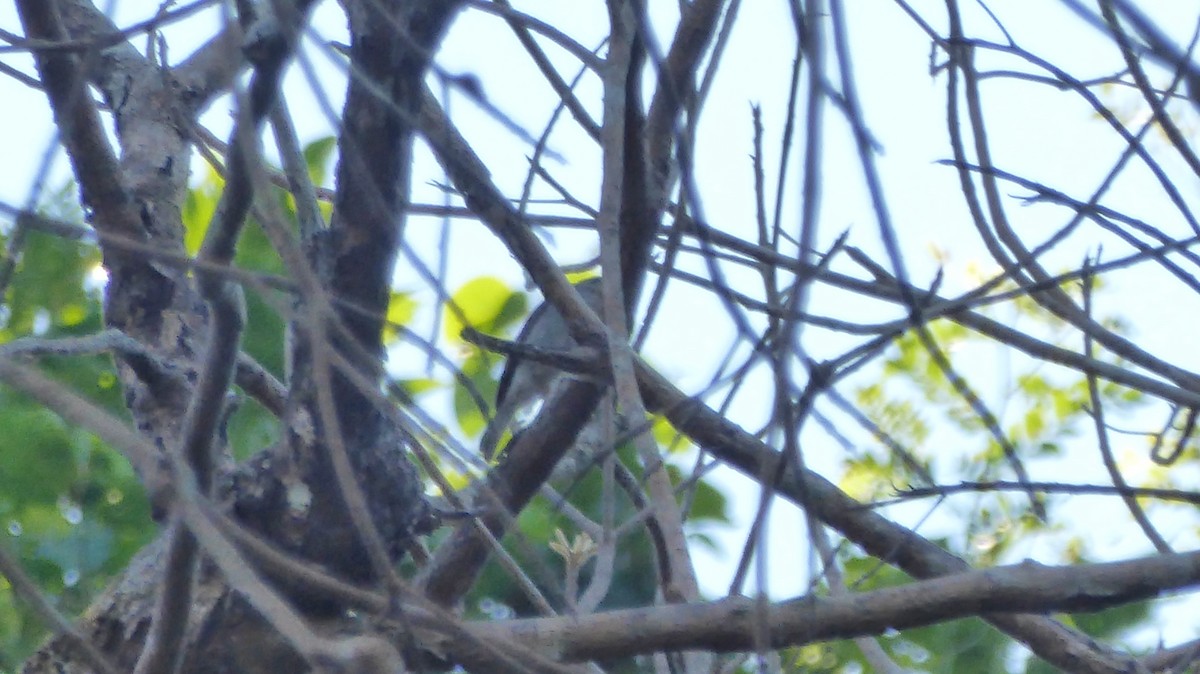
left=479, top=277, right=607, bottom=469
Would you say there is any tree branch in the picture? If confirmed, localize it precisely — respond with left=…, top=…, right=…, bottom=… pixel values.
left=473, top=548, right=1200, bottom=661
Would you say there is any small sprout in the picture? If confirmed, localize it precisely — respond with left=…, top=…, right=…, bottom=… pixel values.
left=549, top=528, right=598, bottom=568
left=550, top=529, right=599, bottom=612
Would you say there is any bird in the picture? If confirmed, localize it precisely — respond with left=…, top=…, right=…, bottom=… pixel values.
left=479, top=277, right=605, bottom=465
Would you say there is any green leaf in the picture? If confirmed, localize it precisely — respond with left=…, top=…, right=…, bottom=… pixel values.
left=1023, top=408, right=1045, bottom=438
left=182, top=167, right=222, bottom=254
left=443, top=277, right=526, bottom=343
left=396, top=377, right=439, bottom=397
left=226, top=398, right=281, bottom=461
left=302, top=136, right=337, bottom=184
left=688, top=478, right=728, bottom=523
left=4, top=231, right=99, bottom=337
left=382, top=290, right=419, bottom=345
left=454, top=351, right=497, bottom=437
left=839, top=454, right=893, bottom=500
left=651, top=414, right=692, bottom=453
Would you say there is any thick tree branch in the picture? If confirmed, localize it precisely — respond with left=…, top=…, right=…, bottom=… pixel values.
left=598, top=0, right=700, bottom=616
left=472, top=548, right=1200, bottom=661
left=17, top=0, right=143, bottom=244
left=134, top=5, right=308, bottom=670
left=645, top=0, right=725, bottom=200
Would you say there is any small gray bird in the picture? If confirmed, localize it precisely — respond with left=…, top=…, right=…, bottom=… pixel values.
left=479, top=278, right=605, bottom=463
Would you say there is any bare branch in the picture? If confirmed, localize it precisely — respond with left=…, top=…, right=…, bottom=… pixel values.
left=473, top=548, right=1200, bottom=662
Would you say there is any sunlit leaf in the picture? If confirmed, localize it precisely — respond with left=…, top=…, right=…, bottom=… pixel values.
left=651, top=414, right=691, bottom=452
left=453, top=351, right=496, bottom=437
left=396, top=377, right=439, bottom=397
left=382, top=290, right=418, bottom=344
left=183, top=167, right=222, bottom=254
left=443, top=276, right=526, bottom=343
left=839, top=455, right=892, bottom=501
left=303, top=136, right=337, bottom=185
